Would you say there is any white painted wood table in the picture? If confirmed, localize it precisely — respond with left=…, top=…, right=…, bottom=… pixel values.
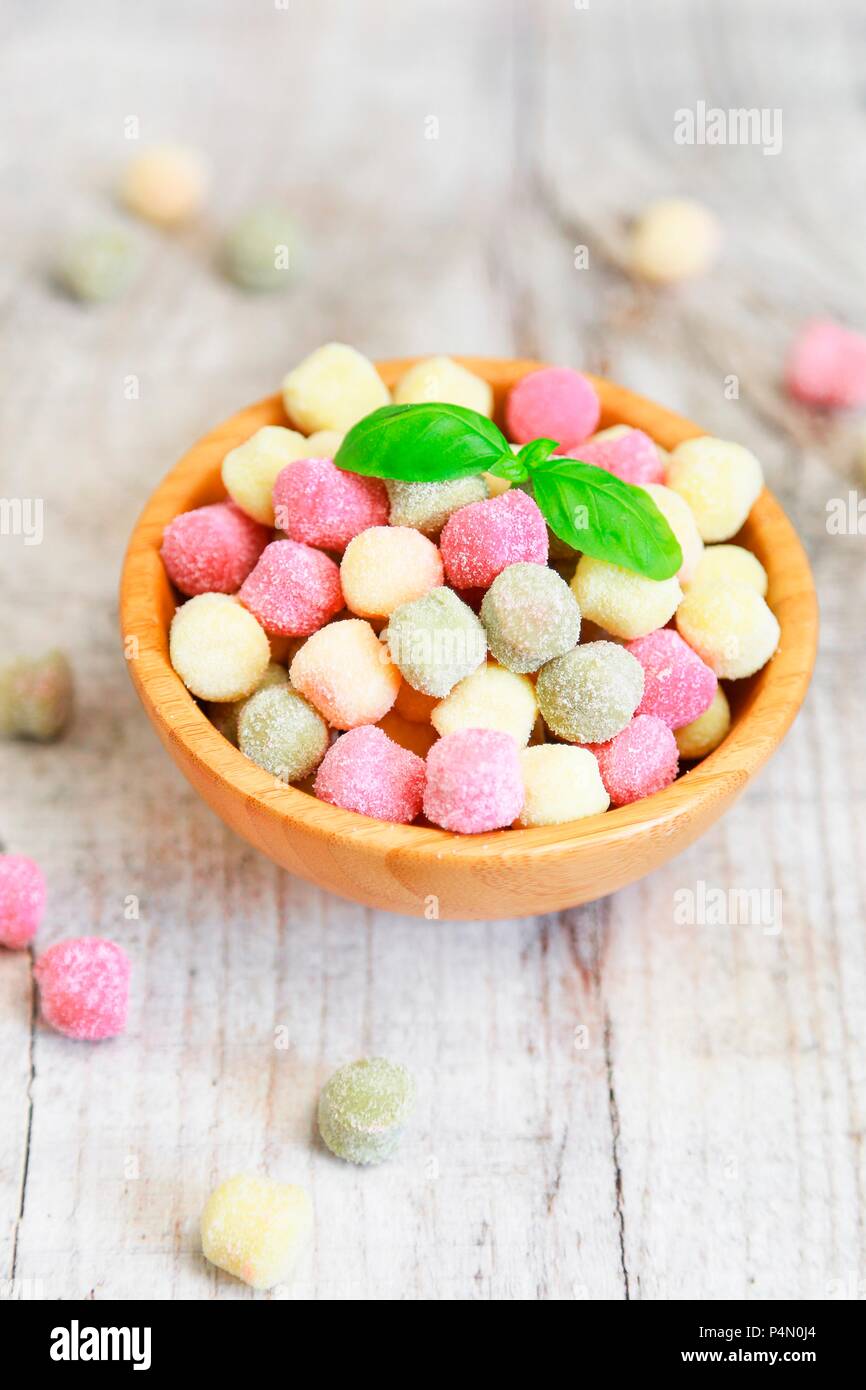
left=1, top=0, right=864, bottom=1301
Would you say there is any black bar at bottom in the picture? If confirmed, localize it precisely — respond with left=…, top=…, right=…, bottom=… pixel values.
left=2, top=1297, right=860, bottom=1373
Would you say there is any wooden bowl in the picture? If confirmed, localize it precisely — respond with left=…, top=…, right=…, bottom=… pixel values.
left=119, top=358, right=818, bottom=920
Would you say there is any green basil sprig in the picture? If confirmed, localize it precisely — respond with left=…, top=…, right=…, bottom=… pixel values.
left=335, top=403, right=682, bottom=581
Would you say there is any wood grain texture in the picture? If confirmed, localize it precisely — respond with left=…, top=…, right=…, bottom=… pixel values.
left=1, top=0, right=864, bottom=1301
left=120, top=362, right=817, bottom=919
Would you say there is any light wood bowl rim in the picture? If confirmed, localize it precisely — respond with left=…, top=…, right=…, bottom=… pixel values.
left=119, top=357, right=818, bottom=870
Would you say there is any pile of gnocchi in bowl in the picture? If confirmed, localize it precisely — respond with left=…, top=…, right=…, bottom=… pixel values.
left=162, top=345, right=778, bottom=834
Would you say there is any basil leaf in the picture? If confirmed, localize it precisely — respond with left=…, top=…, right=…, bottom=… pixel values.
left=531, top=460, right=683, bottom=580
left=487, top=453, right=529, bottom=484
left=335, top=403, right=511, bottom=481
left=517, top=437, right=559, bottom=470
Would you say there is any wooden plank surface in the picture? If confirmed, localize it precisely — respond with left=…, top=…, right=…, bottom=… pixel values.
left=0, top=0, right=864, bottom=1300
